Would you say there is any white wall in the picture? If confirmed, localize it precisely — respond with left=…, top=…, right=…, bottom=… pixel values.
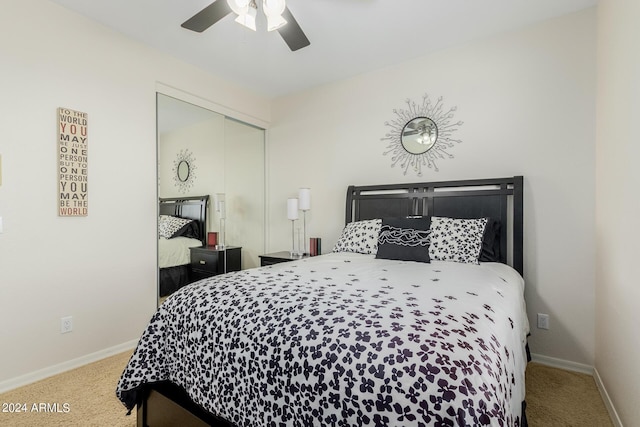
left=596, top=1, right=640, bottom=425
left=0, top=0, right=269, bottom=385
left=268, top=9, right=596, bottom=365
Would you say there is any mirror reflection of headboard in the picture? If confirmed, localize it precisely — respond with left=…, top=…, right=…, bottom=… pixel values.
left=346, top=177, right=523, bottom=275
left=159, top=195, right=210, bottom=245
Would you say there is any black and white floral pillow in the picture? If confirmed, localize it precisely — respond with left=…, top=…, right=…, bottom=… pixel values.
left=333, top=219, right=382, bottom=255
left=159, top=215, right=197, bottom=239
left=429, top=216, right=488, bottom=264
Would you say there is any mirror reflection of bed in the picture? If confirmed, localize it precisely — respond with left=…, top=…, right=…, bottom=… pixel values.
left=157, top=93, right=265, bottom=303
left=158, top=196, right=209, bottom=300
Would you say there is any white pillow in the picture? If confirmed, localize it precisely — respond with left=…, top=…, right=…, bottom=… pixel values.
left=159, top=215, right=194, bottom=239
left=333, top=219, right=382, bottom=255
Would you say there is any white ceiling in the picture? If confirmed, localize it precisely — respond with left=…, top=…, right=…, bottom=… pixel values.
left=49, top=0, right=597, bottom=98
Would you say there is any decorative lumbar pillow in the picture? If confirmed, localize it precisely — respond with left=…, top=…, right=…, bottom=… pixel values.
left=333, top=219, right=382, bottom=255
left=159, top=215, right=199, bottom=239
left=429, top=216, right=488, bottom=264
left=376, top=217, right=431, bottom=263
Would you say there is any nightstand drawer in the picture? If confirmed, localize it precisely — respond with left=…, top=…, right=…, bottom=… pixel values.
left=189, top=246, right=242, bottom=282
left=190, top=250, right=219, bottom=274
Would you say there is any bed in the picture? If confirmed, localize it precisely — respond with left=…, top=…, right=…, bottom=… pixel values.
left=158, top=196, right=209, bottom=297
left=119, top=177, right=528, bottom=426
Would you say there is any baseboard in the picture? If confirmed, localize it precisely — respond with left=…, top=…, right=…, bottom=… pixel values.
left=530, top=352, right=594, bottom=375
left=0, top=339, right=138, bottom=394
left=593, top=367, right=624, bottom=427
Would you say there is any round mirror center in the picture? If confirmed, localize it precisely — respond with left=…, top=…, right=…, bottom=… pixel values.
left=177, top=160, right=190, bottom=182
left=401, top=117, right=438, bottom=154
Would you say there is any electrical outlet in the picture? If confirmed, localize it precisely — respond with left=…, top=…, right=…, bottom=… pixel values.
left=537, top=313, right=549, bottom=330
left=61, top=316, right=73, bottom=334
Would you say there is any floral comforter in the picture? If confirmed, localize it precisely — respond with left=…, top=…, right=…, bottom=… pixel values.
left=117, top=252, right=529, bottom=426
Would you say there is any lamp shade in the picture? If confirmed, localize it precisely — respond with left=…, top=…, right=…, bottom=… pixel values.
left=298, top=188, right=311, bottom=211
left=263, top=0, right=285, bottom=15
left=228, top=0, right=257, bottom=31
left=287, top=198, right=299, bottom=220
left=266, top=14, right=287, bottom=31
left=235, top=5, right=257, bottom=31
left=263, top=0, right=287, bottom=31
left=227, top=0, right=249, bottom=15
left=215, top=193, right=226, bottom=219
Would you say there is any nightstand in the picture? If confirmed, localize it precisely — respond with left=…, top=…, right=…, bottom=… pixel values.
left=259, top=251, right=308, bottom=267
left=190, top=246, right=241, bottom=281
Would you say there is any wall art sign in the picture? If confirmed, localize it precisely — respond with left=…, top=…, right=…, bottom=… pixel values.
left=382, top=94, right=463, bottom=176
left=58, top=107, right=88, bottom=216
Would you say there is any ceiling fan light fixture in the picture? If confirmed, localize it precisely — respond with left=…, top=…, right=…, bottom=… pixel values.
left=266, top=15, right=287, bottom=31
left=263, top=0, right=287, bottom=31
left=228, top=0, right=257, bottom=31
left=227, top=0, right=249, bottom=15
left=263, top=0, right=286, bottom=14
left=234, top=1, right=258, bottom=31
left=234, top=9, right=257, bottom=31
left=183, top=0, right=309, bottom=52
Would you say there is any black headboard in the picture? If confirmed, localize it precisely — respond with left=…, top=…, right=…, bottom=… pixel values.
left=159, top=195, right=210, bottom=245
left=346, top=176, right=523, bottom=275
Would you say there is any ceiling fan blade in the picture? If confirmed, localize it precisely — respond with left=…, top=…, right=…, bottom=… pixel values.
left=181, top=1, right=233, bottom=33
left=277, top=7, right=310, bottom=51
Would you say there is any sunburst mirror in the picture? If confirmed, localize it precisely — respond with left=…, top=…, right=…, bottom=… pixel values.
left=382, top=94, right=463, bottom=176
left=172, top=149, right=197, bottom=193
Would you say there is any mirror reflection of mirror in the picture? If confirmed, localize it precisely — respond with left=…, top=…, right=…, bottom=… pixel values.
left=172, top=148, right=197, bottom=193
left=177, top=160, right=190, bottom=182
left=401, top=117, right=438, bottom=154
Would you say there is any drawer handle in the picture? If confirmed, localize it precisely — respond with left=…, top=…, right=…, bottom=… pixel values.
left=199, top=260, right=206, bottom=265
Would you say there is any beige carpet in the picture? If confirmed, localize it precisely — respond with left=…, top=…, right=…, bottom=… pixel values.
left=525, top=362, right=613, bottom=427
left=0, top=354, right=613, bottom=426
left=0, top=352, right=135, bottom=427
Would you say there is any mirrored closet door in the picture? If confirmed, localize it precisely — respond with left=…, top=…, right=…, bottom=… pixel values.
left=156, top=93, right=265, bottom=303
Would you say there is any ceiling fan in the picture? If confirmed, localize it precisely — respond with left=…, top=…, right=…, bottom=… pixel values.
left=181, top=0, right=310, bottom=51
